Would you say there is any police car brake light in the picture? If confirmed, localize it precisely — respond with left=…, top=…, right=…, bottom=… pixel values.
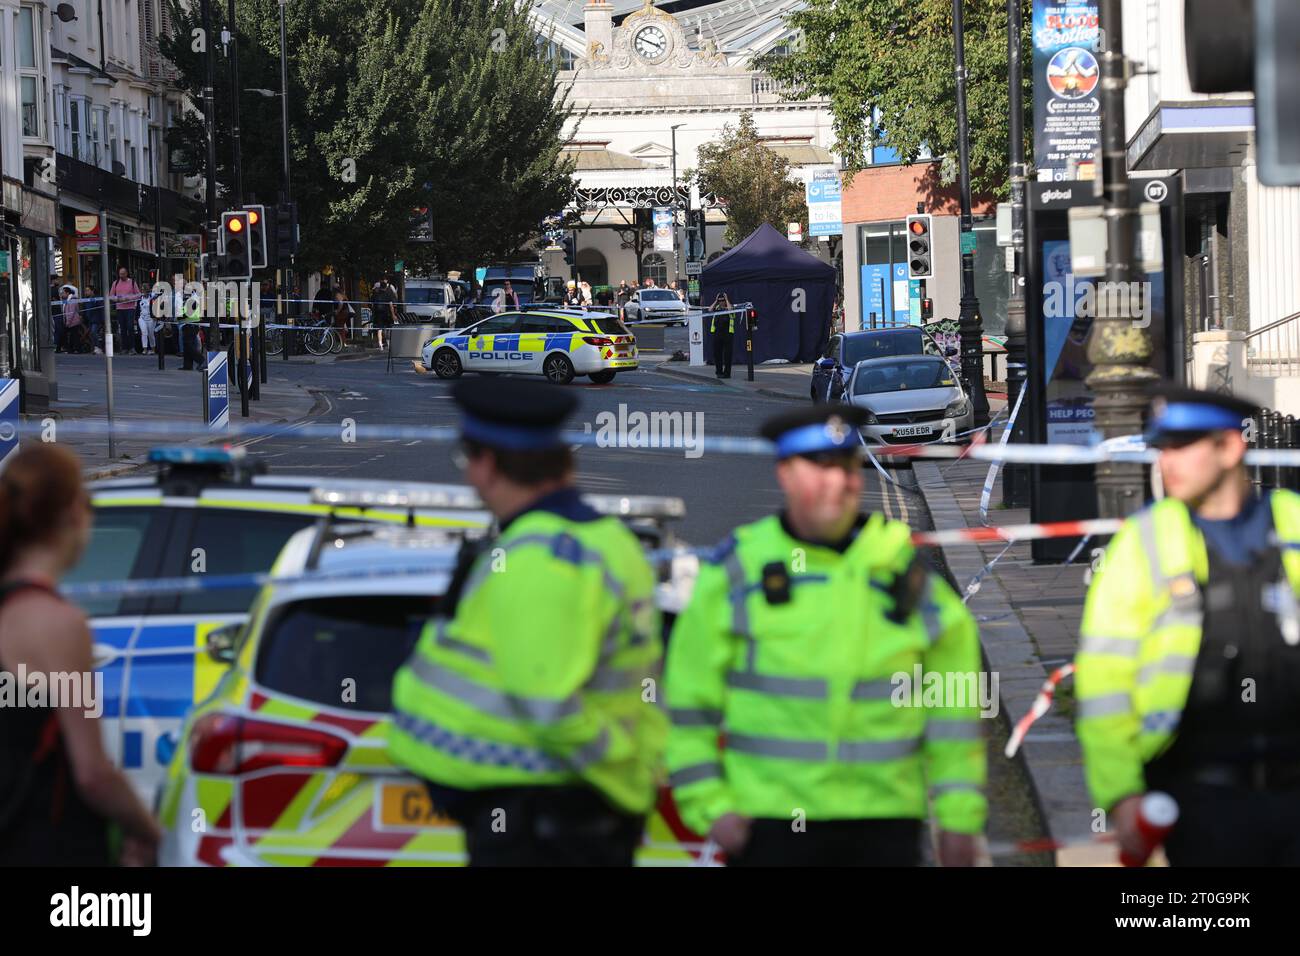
left=583, top=494, right=686, bottom=521
left=583, top=336, right=614, bottom=347
left=190, top=713, right=347, bottom=775
left=148, top=446, right=246, bottom=466
left=310, top=483, right=484, bottom=511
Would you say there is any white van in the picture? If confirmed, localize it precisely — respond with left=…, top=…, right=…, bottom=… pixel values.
left=401, top=278, right=457, bottom=327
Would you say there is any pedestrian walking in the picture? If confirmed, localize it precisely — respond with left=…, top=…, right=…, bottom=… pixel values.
left=109, top=267, right=142, bottom=354
left=389, top=378, right=667, bottom=866
left=82, top=284, right=104, bottom=354
left=63, top=286, right=90, bottom=354
left=708, top=291, right=734, bottom=378
left=136, top=290, right=157, bottom=355
left=579, top=280, right=593, bottom=306
left=665, top=404, right=986, bottom=866
left=369, top=276, right=397, bottom=350
left=54, top=285, right=74, bottom=353
left=1076, top=385, right=1300, bottom=866
left=333, top=289, right=353, bottom=345
left=176, top=273, right=204, bottom=371
left=0, top=443, right=164, bottom=866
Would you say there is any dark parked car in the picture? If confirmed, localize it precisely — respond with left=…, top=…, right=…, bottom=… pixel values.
left=811, top=326, right=956, bottom=403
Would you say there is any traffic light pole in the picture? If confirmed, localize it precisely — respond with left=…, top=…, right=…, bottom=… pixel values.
left=201, top=0, right=220, bottom=348
left=277, top=0, right=292, bottom=368
left=953, top=0, right=989, bottom=429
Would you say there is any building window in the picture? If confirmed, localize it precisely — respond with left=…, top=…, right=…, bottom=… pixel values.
left=18, top=6, right=43, bottom=138
left=92, top=107, right=109, bottom=167
left=70, top=98, right=86, bottom=161
left=641, top=253, right=668, bottom=286
left=536, top=37, right=576, bottom=71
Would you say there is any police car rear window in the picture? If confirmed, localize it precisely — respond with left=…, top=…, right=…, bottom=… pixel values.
left=66, top=507, right=156, bottom=617
left=255, top=596, right=435, bottom=712
left=588, top=319, right=631, bottom=336
left=176, top=511, right=315, bottom=614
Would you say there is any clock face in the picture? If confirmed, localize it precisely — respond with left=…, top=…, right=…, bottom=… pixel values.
left=634, top=26, right=668, bottom=61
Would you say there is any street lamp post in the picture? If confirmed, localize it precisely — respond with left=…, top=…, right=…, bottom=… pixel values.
left=278, top=0, right=293, bottom=365
left=1086, top=0, right=1157, bottom=518
left=1002, top=0, right=1030, bottom=506
left=952, top=0, right=990, bottom=428
left=671, top=123, right=684, bottom=284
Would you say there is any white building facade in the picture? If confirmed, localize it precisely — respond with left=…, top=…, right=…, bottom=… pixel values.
left=535, top=0, right=840, bottom=293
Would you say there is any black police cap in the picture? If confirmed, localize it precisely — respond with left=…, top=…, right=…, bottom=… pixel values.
left=452, top=378, right=577, bottom=450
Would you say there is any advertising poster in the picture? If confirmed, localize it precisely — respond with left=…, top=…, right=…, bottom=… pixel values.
left=1032, top=1, right=1102, bottom=180
left=653, top=208, right=674, bottom=252
left=806, top=167, right=842, bottom=237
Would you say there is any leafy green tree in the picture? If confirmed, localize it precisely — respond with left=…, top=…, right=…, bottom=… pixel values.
left=692, top=112, right=808, bottom=247
left=161, top=0, right=575, bottom=280
left=760, top=0, right=1032, bottom=197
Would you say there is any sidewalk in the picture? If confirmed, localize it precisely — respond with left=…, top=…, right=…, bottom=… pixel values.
left=34, top=353, right=326, bottom=480
left=914, top=457, right=1107, bottom=864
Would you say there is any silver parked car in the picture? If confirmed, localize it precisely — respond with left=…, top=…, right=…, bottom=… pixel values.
left=845, top=355, right=974, bottom=444
left=623, top=288, right=689, bottom=323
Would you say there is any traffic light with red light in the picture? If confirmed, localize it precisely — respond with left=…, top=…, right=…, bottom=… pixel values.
left=905, top=214, right=933, bottom=279
left=218, top=210, right=253, bottom=279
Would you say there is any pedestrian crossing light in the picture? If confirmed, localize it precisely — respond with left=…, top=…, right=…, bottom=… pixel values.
left=243, top=204, right=268, bottom=270
left=906, top=214, right=933, bottom=280
left=218, top=210, right=252, bottom=280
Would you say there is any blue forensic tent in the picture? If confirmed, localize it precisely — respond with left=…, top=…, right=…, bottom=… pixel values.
left=699, top=223, right=836, bottom=365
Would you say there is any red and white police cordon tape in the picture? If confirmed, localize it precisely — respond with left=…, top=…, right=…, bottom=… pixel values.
left=911, top=518, right=1122, bottom=548
left=1004, top=662, right=1076, bottom=759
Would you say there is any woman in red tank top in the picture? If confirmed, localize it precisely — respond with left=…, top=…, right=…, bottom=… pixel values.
left=0, top=444, right=162, bottom=865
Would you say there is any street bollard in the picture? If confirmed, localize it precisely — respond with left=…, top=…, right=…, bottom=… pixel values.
left=1259, top=411, right=1275, bottom=492
left=746, top=307, right=755, bottom=382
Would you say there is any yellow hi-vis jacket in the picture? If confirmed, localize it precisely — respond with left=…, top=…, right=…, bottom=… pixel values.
left=389, top=507, right=668, bottom=815
left=1075, top=490, right=1300, bottom=812
left=664, top=514, right=988, bottom=836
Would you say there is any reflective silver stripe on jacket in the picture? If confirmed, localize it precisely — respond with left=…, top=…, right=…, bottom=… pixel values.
left=1079, top=634, right=1142, bottom=658
left=1077, top=691, right=1132, bottom=719
left=836, top=737, right=922, bottom=761
left=723, top=548, right=752, bottom=656
left=586, top=666, right=644, bottom=692
left=924, top=720, right=984, bottom=742
left=727, top=733, right=825, bottom=760
left=850, top=679, right=897, bottom=701
left=669, top=762, right=722, bottom=787
left=726, top=671, right=828, bottom=698
left=668, top=708, right=723, bottom=727
left=930, top=781, right=983, bottom=799
left=1136, top=509, right=1203, bottom=630
left=433, top=619, right=492, bottom=665
left=407, top=654, right=581, bottom=724
left=1135, top=654, right=1197, bottom=685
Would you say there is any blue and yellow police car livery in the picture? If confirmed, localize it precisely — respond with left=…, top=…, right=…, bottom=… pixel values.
left=157, top=491, right=703, bottom=866
left=67, top=448, right=491, bottom=805
left=417, top=309, right=638, bottom=385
